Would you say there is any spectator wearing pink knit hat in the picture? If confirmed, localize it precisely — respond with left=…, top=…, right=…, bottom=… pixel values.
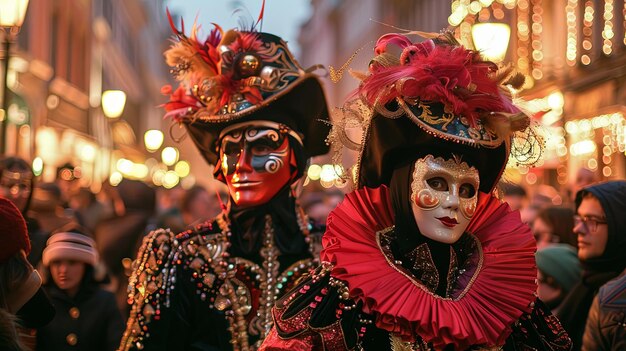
left=37, top=229, right=124, bottom=351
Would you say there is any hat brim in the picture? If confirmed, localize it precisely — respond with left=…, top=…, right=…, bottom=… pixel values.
left=184, top=74, right=331, bottom=166
left=356, top=112, right=509, bottom=193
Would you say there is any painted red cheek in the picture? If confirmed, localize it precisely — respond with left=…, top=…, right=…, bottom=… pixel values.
left=463, top=203, right=476, bottom=218
left=416, top=189, right=439, bottom=209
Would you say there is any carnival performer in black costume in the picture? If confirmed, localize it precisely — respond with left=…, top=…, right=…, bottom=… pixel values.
left=118, top=13, right=331, bottom=351
left=259, top=32, right=572, bottom=351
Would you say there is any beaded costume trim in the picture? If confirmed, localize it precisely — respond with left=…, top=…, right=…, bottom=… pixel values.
left=119, top=207, right=316, bottom=351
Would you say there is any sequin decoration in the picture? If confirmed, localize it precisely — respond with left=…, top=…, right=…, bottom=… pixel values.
left=120, top=203, right=317, bottom=351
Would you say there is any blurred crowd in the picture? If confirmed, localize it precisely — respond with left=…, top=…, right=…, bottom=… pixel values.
left=0, top=155, right=345, bottom=351
left=1, top=154, right=625, bottom=351
left=500, top=168, right=626, bottom=350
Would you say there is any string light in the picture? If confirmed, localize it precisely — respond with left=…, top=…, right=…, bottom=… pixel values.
left=623, top=0, right=626, bottom=45
left=503, top=0, right=518, bottom=9
left=469, top=1, right=483, bottom=15
left=493, top=2, right=505, bottom=19
left=565, top=113, right=626, bottom=180
left=530, top=0, right=543, bottom=79
left=602, top=0, right=614, bottom=55
left=478, top=7, right=491, bottom=21
left=449, top=0, right=518, bottom=25
left=566, top=0, right=578, bottom=65
left=517, top=0, right=531, bottom=75
left=581, top=1, right=594, bottom=65
left=522, top=92, right=568, bottom=182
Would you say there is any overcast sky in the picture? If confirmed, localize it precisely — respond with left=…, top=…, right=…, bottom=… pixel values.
left=166, top=0, right=312, bottom=55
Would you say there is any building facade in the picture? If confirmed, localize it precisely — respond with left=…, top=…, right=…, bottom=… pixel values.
left=449, top=0, right=626, bottom=198
left=300, top=0, right=626, bottom=196
left=6, top=0, right=172, bottom=190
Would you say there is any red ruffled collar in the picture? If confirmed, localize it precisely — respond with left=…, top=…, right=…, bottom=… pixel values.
left=320, top=186, right=537, bottom=350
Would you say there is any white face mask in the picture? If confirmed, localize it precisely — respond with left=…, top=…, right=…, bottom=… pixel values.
left=410, top=155, right=480, bottom=244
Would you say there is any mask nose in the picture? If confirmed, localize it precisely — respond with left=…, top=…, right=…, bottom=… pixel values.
left=234, top=146, right=253, bottom=173
left=442, top=186, right=460, bottom=211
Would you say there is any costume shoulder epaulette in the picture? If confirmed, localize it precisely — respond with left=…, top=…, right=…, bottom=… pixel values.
left=175, top=219, right=222, bottom=241
left=173, top=218, right=231, bottom=273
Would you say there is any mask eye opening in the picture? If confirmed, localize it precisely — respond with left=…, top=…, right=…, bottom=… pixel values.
left=426, top=177, right=448, bottom=192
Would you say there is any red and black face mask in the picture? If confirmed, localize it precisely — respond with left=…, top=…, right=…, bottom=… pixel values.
left=217, top=123, right=300, bottom=208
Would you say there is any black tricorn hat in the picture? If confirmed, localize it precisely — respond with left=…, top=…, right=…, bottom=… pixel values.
left=162, top=23, right=330, bottom=166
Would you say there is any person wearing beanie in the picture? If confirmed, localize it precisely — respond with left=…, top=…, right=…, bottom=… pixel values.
left=0, top=197, right=55, bottom=351
left=536, top=244, right=582, bottom=312
left=557, top=180, right=626, bottom=350
left=36, top=229, right=124, bottom=351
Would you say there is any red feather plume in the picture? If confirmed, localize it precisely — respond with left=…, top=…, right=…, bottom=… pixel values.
left=358, top=34, right=519, bottom=125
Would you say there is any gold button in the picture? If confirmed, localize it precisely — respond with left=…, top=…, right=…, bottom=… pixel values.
left=69, top=307, right=80, bottom=319
left=66, top=333, right=78, bottom=346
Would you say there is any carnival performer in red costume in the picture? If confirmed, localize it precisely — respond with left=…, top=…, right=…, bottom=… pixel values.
left=118, top=12, right=331, bottom=351
left=259, top=32, right=572, bottom=350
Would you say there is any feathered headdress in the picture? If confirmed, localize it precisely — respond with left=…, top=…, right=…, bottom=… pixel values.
left=358, top=32, right=529, bottom=145
left=161, top=9, right=270, bottom=121
left=329, top=31, right=540, bottom=192
left=159, top=9, right=331, bottom=167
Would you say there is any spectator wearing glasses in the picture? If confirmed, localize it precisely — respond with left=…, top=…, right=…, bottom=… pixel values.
left=557, top=180, right=626, bottom=351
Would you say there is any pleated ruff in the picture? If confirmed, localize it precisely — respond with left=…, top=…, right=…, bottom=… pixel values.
left=320, top=186, right=537, bottom=350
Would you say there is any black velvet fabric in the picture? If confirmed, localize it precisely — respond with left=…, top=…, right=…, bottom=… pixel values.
left=228, top=186, right=311, bottom=268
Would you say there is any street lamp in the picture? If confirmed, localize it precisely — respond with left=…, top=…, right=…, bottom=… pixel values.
left=0, top=0, right=29, bottom=155
left=471, top=22, right=511, bottom=62
left=101, top=90, right=126, bottom=118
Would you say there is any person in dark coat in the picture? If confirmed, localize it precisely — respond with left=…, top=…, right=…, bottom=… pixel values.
left=582, top=268, right=626, bottom=351
left=37, top=230, right=124, bottom=351
left=557, top=180, right=626, bottom=350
